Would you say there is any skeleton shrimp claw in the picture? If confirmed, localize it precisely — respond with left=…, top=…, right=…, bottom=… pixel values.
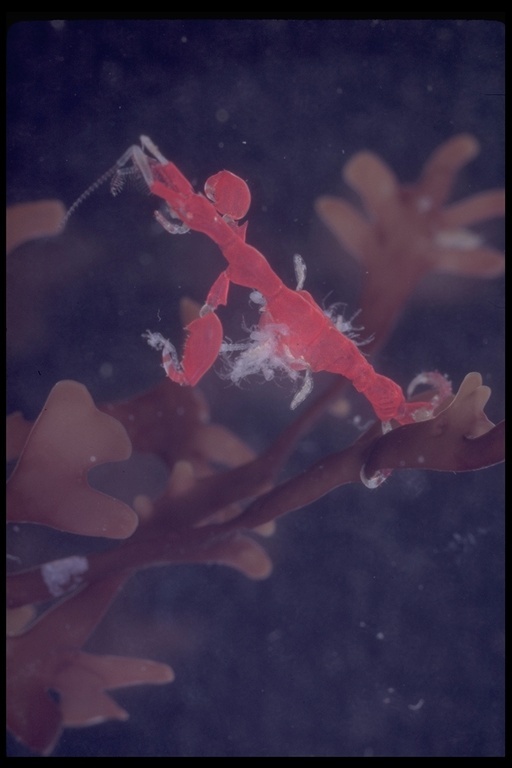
left=143, top=308, right=223, bottom=386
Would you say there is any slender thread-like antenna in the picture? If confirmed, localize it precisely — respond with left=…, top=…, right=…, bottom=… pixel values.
left=61, top=140, right=155, bottom=230
left=61, top=162, right=121, bottom=229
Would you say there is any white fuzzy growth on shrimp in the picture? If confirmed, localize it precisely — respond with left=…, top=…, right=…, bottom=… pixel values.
left=323, top=304, right=373, bottom=346
left=219, top=322, right=313, bottom=408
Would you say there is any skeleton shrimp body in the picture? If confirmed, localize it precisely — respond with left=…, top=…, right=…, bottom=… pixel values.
left=120, top=137, right=437, bottom=426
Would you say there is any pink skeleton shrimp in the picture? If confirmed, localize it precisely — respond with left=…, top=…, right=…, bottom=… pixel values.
left=94, top=136, right=448, bottom=426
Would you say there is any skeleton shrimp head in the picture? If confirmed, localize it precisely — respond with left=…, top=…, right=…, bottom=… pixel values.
left=119, top=136, right=252, bottom=236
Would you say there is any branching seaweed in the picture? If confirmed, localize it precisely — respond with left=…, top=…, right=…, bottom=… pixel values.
left=6, top=136, right=504, bottom=754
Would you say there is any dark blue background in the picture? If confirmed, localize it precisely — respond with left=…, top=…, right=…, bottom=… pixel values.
left=7, top=19, right=504, bottom=757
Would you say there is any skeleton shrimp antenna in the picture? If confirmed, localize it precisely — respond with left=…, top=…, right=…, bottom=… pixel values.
left=61, top=161, right=120, bottom=230
left=61, top=140, right=152, bottom=230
